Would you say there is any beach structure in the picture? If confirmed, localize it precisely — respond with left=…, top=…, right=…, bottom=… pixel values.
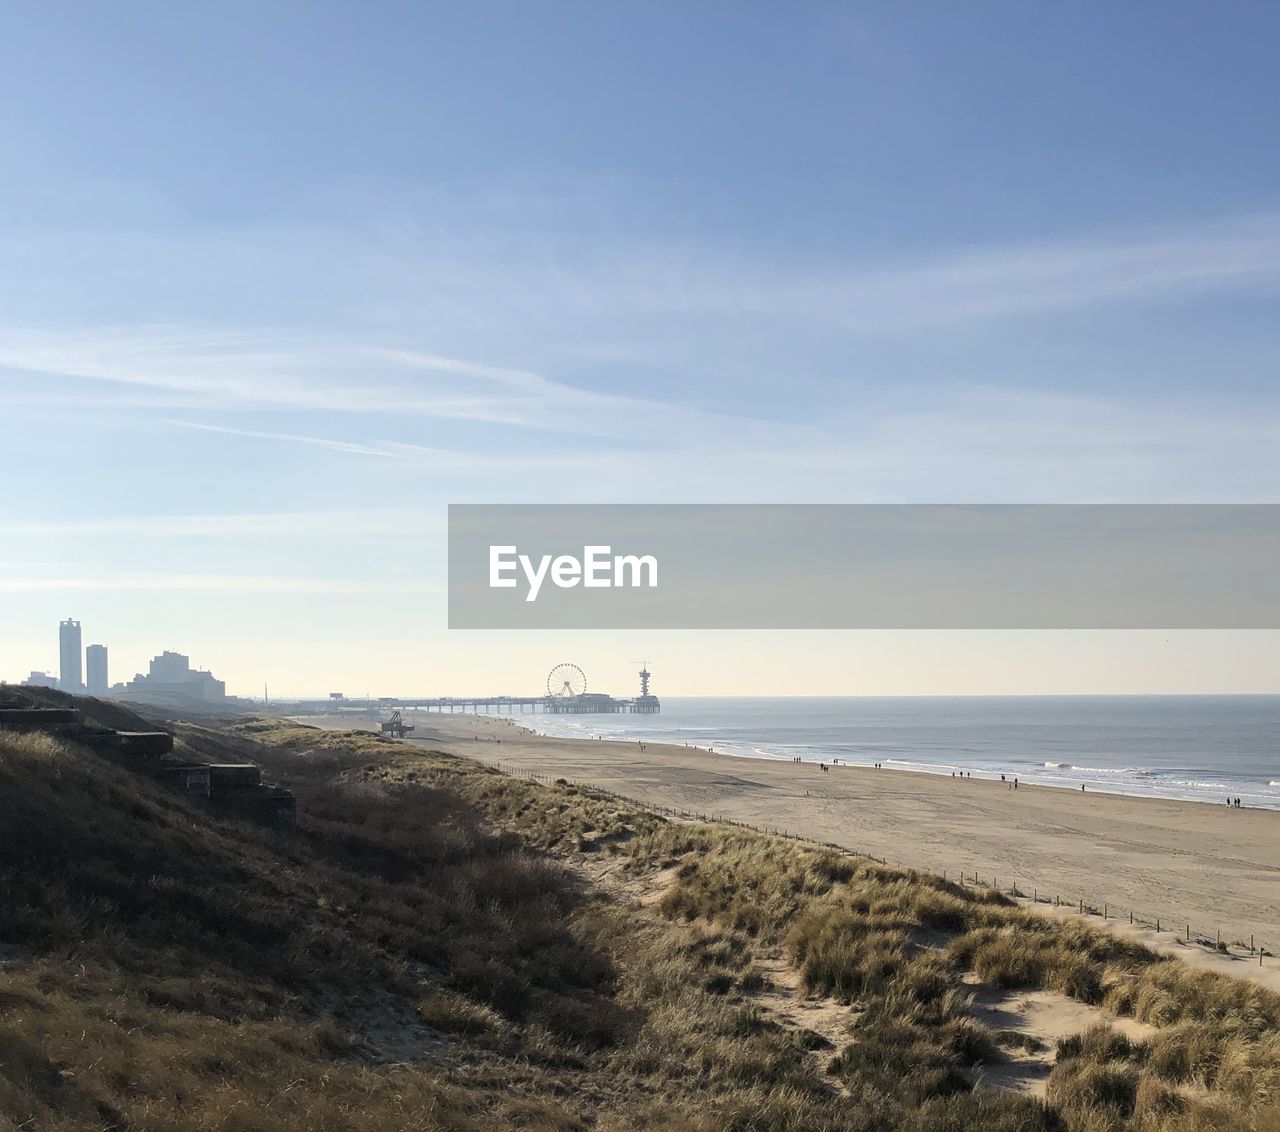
left=633, top=662, right=660, bottom=714
left=543, top=662, right=661, bottom=714
left=380, top=709, right=414, bottom=738
left=288, top=663, right=662, bottom=715
left=0, top=692, right=294, bottom=828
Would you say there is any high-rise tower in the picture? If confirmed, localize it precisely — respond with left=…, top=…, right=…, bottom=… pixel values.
left=59, top=618, right=83, bottom=691
left=86, top=644, right=109, bottom=695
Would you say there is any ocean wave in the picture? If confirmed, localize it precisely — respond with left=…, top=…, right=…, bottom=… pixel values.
left=1042, top=762, right=1133, bottom=775
left=522, top=710, right=1280, bottom=810
left=1164, top=779, right=1249, bottom=792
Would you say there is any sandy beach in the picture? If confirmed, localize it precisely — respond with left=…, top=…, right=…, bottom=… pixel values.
left=300, top=711, right=1280, bottom=964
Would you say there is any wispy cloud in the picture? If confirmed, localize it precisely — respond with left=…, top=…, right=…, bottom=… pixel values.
left=5, top=211, right=1280, bottom=429
left=0, top=330, right=811, bottom=447
left=701, top=213, right=1280, bottom=332
left=161, top=420, right=404, bottom=458
left=0, top=573, right=442, bottom=594
left=317, top=209, right=1280, bottom=334
left=0, top=333, right=642, bottom=430
left=158, top=418, right=605, bottom=469
left=0, top=507, right=445, bottom=538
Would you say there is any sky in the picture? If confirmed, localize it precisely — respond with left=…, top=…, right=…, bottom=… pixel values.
left=2, top=1, right=1280, bottom=697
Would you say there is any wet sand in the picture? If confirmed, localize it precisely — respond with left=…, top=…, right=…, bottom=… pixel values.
left=298, top=711, right=1280, bottom=963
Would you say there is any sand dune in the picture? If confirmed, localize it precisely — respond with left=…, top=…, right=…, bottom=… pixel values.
left=301, top=711, right=1280, bottom=967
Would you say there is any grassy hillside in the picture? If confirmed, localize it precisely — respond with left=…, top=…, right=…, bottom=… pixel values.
left=1, top=710, right=1278, bottom=1131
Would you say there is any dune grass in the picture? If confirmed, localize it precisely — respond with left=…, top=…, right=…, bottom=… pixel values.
left=2, top=709, right=1279, bottom=1130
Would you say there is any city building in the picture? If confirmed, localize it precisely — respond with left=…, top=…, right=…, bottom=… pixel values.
left=86, top=644, right=109, bottom=695
left=126, top=650, right=226, bottom=702
left=23, top=671, right=59, bottom=688
left=59, top=619, right=83, bottom=692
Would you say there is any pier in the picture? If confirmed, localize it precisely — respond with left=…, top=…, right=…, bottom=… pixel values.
left=296, top=693, right=656, bottom=715
left=293, top=663, right=660, bottom=716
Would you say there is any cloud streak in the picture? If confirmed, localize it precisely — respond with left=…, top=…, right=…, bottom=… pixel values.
left=162, top=420, right=404, bottom=457
left=0, top=573, right=442, bottom=594
left=0, top=508, right=445, bottom=538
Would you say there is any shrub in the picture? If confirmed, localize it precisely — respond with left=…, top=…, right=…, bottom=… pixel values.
left=1047, top=1059, right=1139, bottom=1118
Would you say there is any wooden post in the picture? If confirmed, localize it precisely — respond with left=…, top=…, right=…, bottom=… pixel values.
left=1079, top=898, right=1084, bottom=915
left=1156, top=918, right=1161, bottom=932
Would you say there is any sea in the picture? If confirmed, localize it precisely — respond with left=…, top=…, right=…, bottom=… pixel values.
left=525, top=696, right=1280, bottom=810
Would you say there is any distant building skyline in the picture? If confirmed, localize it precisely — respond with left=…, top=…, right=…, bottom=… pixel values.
left=24, top=671, right=59, bottom=689
left=14, top=620, right=231, bottom=705
left=127, top=649, right=226, bottom=703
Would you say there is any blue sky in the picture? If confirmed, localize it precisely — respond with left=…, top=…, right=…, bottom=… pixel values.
left=2, top=2, right=1280, bottom=696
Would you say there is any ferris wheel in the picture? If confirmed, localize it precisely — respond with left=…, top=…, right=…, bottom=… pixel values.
left=547, top=663, right=587, bottom=698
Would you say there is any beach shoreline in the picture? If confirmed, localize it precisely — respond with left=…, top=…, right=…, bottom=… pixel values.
left=519, top=699, right=1280, bottom=811
left=296, top=711, right=1280, bottom=965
